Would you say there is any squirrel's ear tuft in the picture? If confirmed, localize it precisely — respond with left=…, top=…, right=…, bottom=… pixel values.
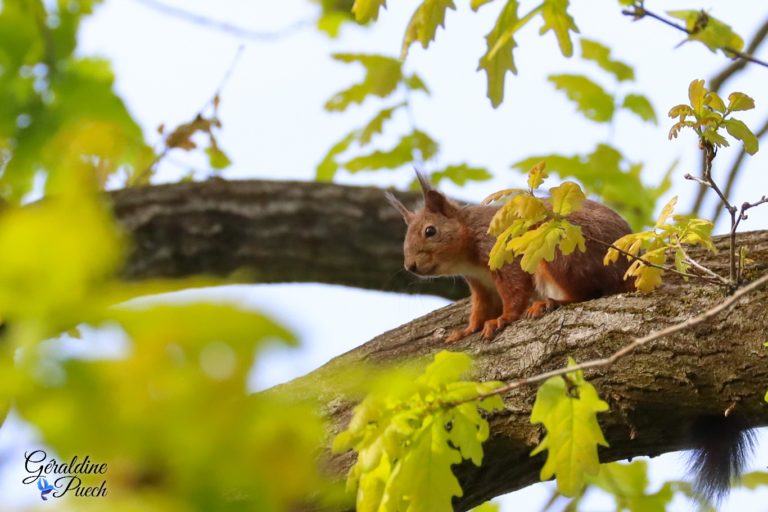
left=415, top=169, right=432, bottom=194
left=385, top=191, right=414, bottom=224
left=424, top=190, right=458, bottom=217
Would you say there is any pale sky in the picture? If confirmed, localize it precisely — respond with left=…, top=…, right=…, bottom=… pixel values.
left=1, top=0, right=768, bottom=510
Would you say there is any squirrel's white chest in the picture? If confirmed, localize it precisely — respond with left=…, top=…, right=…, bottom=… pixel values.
left=452, top=263, right=496, bottom=292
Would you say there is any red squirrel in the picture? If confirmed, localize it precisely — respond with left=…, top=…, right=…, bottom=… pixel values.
left=386, top=173, right=633, bottom=342
left=388, top=173, right=754, bottom=501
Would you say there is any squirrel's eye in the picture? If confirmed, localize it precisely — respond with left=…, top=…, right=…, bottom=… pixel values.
left=424, top=226, right=437, bottom=238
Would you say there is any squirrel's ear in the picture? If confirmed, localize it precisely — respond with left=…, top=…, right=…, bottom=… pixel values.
left=424, top=190, right=458, bottom=217
left=385, top=191, right=414, bottom=224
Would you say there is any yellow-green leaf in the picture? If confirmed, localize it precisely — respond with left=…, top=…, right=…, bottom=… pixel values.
left=550, top=181, right=586, bottom=216
left=655, top=196, right=678, bottom=227
left=724, top=118, right=759, bottom=155
left=668, top=10, right=744, bottom=54
left=352, top=0, right=387, bottom=22
left=540, top=0, right=579, bottom=57
left=527, top=161, right=548, bottom=190
left=479, top=0, right=520, bottom=108
left=324, top=54, right=403, bottom=111
left=548, top=74, right=615, bottom=122
left=688, top=79, right=706, bottom=115
left=401, top=0, right=456, bottom=59
left=728, top=92, right=756, bottom=112
left=530, top=362, right=609, bottom=496
left=622, top=93, right=657, bottom=124
left=580, top=38, right=634, bottom=82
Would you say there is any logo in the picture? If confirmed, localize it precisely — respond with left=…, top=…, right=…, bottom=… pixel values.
left=23, top=450, right=108, bottom=500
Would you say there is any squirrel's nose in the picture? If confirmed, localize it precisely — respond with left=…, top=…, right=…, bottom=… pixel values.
left=406, top=262, right=418, bottom=274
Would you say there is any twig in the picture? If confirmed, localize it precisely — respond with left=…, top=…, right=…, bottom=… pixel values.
left=461, top=271, right=768, bottom=404
left=693, top=19, right=768, bottom=215
left=137, top=46, right=244, bottom=183
left=134, top=0, right=313, bottom=42
left=621, top=5, right=768, bottom=70
left=710, top=18, right=768, bottom=92
left=583, top=234, right=723, bottom=286
left=676, top=244, right=729, bottom=285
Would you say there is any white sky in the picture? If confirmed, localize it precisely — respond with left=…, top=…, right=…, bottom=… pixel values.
left=2, top=0, right=768, bottom=510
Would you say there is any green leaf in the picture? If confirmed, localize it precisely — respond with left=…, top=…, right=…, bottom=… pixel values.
left=317, top=12, right=351, bottom=38
left=335, top=351, right=504, bottom=512
left=352, top=0, right=388, bottom=22
left=655, top=196, right=678, bottom=228
left=507, top=221, right=562, bottom=272
left=344, top=130, right=438, bottom=172
left=725, top=118, right=759, bottom=155
left=580, top=38, right=634, bottom=82
left=728, top=92, right=756, bottom=112
left=471, top=502, right=500, bottom=512
left=205, top=146, right=232, bottom=170
left=550, top=181, right=586, bottom=216
left=622, top=94, right=657, bottom=124
left=430, top=163, right=492, bottom=186
left=527, top=161, right=549, bottom=190
left=359, top=103, right=405, bottom=145
left=740, top=471, right=768, bottom=489
left=316, top=131, right=356, bottom=181
left=530, top=362, right=609, bottom=496
left=404, top=73, right=431, bottom=94
left=401, top=0, right=456, bottom=59
left=471, top=0, right=495, bottom=10
left=548, top=74, right=615, bottom=122
left=324, top=54, right=403, bottom=112
left=539, top=0, right=579, bottom=57
left=590, top=461, right=677, bottom=512
left=478, top=0, right=520, bottom=108
left=668, top=10, right=744, bottom=54
left=513, top=144, right=671, bottom=230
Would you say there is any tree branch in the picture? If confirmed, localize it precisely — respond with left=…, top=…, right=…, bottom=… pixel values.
left=110, top=179, right=468, bottom=300
left=133, top=0, right=313, bottom=42
left=110, top=180, right=768, bottom=510
left=271, top=229, right=768, bottom=511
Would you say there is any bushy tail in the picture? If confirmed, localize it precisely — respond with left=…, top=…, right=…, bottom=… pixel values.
left=687, top=415, right=756, bottom=502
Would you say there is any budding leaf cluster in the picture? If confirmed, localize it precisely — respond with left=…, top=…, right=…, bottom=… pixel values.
left=668, top=79, right=758, bottom=155
left=486, top=162, right=587, bottom=273
left=333, top=351, right=504, bottom=512
left=604, top=196, right=715, bottom=292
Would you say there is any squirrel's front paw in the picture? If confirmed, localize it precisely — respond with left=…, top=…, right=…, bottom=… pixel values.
left=482, top=315, right=516, bottom=339
left=446, top=327, right=474, bottom=343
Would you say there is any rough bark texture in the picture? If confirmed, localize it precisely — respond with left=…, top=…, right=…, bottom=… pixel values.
left=277, top=231, right=768, bottom=511
left=110, top=180, right=768, bottom=511
left=111, top=179, right=467, bottom=299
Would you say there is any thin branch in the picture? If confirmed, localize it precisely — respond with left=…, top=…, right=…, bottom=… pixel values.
left=693, top=19, right=768, bottom=215
left=583, top=234, right=723, bottom=286
left=463, top=271, right=768, bottom=404
left=680, top=249, right=727, bottom=284
left=710, top=17, right=768, bottom=91
left=133, top=0, right=313, bottom=42
left=621, top=6, right=768, bottom=70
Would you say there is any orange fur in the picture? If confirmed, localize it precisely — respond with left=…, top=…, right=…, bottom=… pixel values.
left=386, top=180, right=633, bottom=342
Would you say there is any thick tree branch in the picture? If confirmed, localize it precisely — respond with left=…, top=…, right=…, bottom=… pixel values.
left=274, top=230, right=768, bottom=511
left=111, top=180, right=768, bottom=509
left=111, top=180, right=468, bottom=299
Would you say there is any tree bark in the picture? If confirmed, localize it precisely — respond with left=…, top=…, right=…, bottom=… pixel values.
left=111, top=179, right=467, bottom=299
left=110, top=180, right=768, bottom=510
left=277, top=230, right=768, bottom=511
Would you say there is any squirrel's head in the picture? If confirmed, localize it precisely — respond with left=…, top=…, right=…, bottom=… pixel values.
left=385, top=173, right=470, bottom=277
